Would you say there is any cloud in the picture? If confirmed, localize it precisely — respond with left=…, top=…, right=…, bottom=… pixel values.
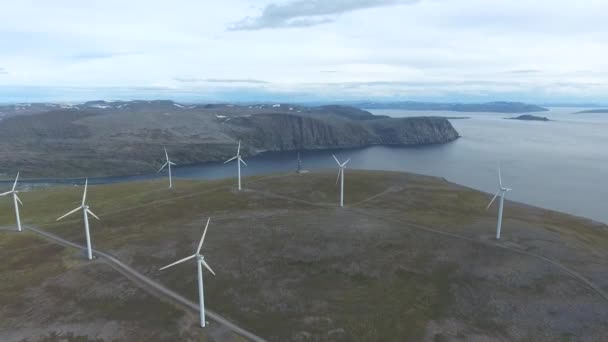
left=71, top=51, right=132, bottom=60
left=0, top=67, right=7, bottom=75
left=509, top=69, right=542, bottom=74
left=174, top=77, right=269, bottom=84
left=229, top=0, right=418, bottom=30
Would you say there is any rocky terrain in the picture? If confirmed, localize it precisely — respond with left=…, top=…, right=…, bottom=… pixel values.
left=1, top=170, right=607, bottom=341
left=0, top=101, right=459, bottom=178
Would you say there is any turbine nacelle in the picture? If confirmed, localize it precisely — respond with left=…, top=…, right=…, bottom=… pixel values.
left=56, top=179, right=100, bottom=221
left=486, top=168, right=513, bottom=210
left=486, top=167, right=512, bottom=240
left=56, top=178, right=99, bottom=260
left=159, top=217, right=215, bottom=274
left=225, top=141, right=247, bottom=191
left=224, top=141, right=247, bottom=166
left=158, top=147, right=176, bottom=188
left=332, top=154, right=350, bottom=185
left=2, top=172, right=24, bottom=232
left=159, top=217, right=215, bottom=328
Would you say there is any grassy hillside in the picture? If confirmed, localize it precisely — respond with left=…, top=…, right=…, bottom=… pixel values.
left=1, top=170, right=607, bottom=341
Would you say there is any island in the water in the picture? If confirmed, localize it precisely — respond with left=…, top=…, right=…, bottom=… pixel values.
left=0, top=101, right=459, bottom=178
left=574, top=109, right=608, bottom=114
left=354, top=101, right=549, bottom=113
left=506, top=114, right=550, bottom=121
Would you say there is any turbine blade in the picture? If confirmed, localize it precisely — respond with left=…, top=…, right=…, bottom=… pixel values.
left=498, top=167, right=502, bottom=188
left=237, top=141, right=241, bottom=156
left=157, top=162, right=168, bottom=173
left=224, top=156, right=237, bottom=164
left=15, top=194, right=23, bottom=206
left=164, top=147, right=169, bottom=161
left=57, top=206, right=82, bottom=221
left=239, top=157, right=248, bottom=167
left=159, top=254, right=196, bottom=270
left=87, top=209, right=100, bottom=220
left=169, top=161, right=177, bottom=166
left=486, top=190, right=500, bottom=210
left=335, top=168, right=341, bottom=185
left=197, top=217, right=211, bottom=254
left=82, top=178, right=88, bottom=206
left=201, top=259, right=216, bottom=276
left=342, top=158, right=351, bottom=167
left=12, top=172, right=19, bottom=191
left=332, top=154, right=341, bottom=165
left=0, top=191, right=11, bottom=197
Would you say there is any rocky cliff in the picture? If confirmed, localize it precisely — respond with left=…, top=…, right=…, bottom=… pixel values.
left=0, top=102, right=460, bottom=177
left=228, top=113, right=459, bottom=152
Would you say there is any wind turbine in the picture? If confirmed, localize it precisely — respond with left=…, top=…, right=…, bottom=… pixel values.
left=158, top=147, right=176, bottom=189
left=332, top=154, right=350, bottom=208
left=224, top=141, right=247, bottom=191
left=1, top=172, right=24, bottom=232
left=486, top=168, right=512, bottom=240
left=159, top=217, right=216, bottom=328
left=56, top=179, right=100, bottom=260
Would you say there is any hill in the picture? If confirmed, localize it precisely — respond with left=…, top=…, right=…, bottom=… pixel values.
left=355, top=101, right=549, bottom=113
left=1, top=170, right=607, bottom=341
left=0, top=101, right=458, bottom=178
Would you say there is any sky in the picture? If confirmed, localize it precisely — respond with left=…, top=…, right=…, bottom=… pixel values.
left=1, top=0, right=608, bottom=104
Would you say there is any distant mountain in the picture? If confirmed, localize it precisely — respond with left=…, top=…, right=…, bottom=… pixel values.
left=354, top=101, right=549, bottom=113
left=506, top=115, right=550, bottom=121
left=574, top=109, right=608, bottom=114
left=0, top=101, right=459, bottom=177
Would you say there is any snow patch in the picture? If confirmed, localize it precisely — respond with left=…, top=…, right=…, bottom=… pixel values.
left=173, top=103, right=185, bottom=108
left=272, top=104, right=281, bottom=108
left=215, top=115, right=227, bottom=119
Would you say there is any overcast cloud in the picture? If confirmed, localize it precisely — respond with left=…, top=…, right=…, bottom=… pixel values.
left=1, top=0, right=607, bottom=103
left=229, top=0, right=414, bottom=30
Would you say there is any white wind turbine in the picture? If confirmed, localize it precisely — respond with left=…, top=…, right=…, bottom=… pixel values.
left=486, top=168, right=512, bottom=240
left=1, top=172, right=24, bottom=232
left=332, top=154, right=350, bottom=208
left=158, top=147, right=177, bottom=189
left=57, top=179, right=100, bottom=260
left=159, top=218, right=216, bottom=328
left=224, top=141, right=247, bottom=191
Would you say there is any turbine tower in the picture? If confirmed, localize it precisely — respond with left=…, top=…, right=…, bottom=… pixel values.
left=1, top=172, right=24, bottom=232
left=296, top=152, right=302, bottom=173
left=57, top=179, right=100, bottom=260
left=159, top=218, right=216, bottom=328
left=332, top=154, right=350, bottom=208
left=224, top=141, right=247, bottom=191
left=158, top=147, right=177, bottom=189
left=486, top=168, right=512, bottom=240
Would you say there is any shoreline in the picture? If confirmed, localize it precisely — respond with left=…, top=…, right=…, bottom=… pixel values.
left=3, top=167, right=606, bottom=226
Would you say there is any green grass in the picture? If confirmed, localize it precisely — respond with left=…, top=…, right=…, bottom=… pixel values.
left=2, top=170, right=608, bottom=341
